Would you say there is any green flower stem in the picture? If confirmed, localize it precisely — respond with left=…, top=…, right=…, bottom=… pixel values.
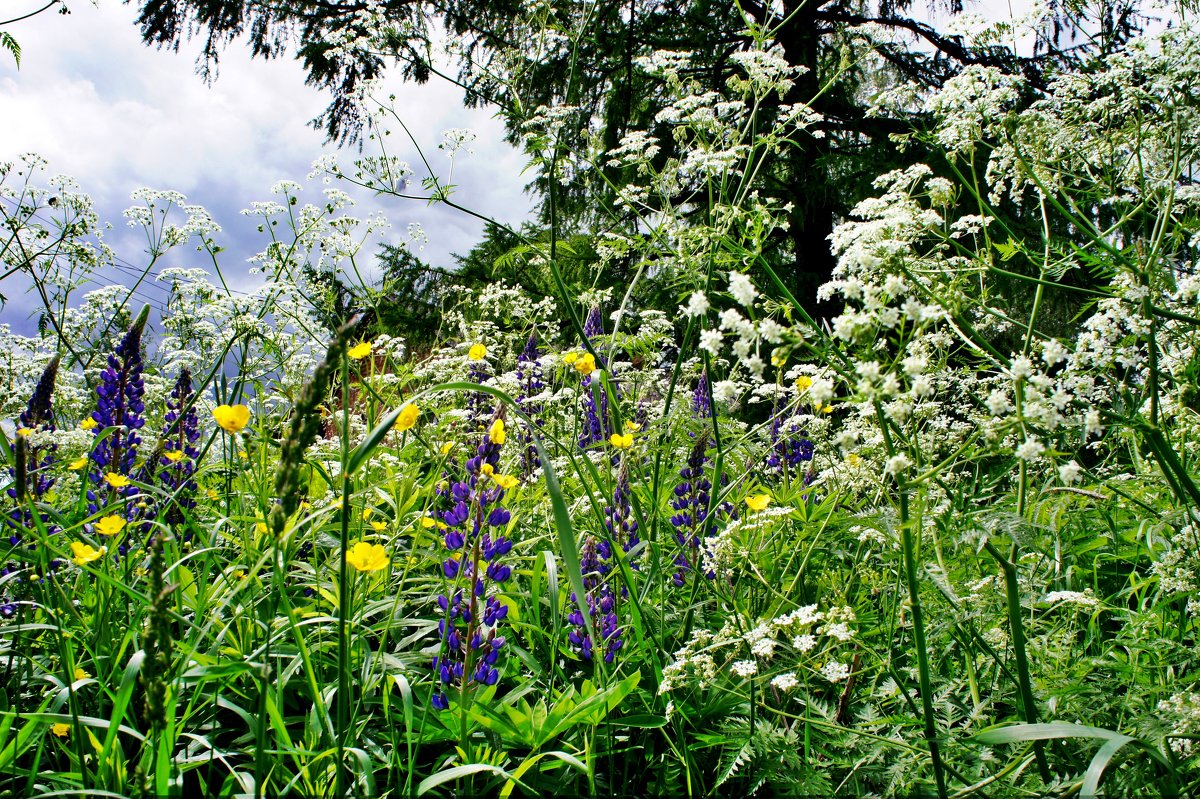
left=337, top=353, right=352, bottom=797
left=898, top=488, right=949, bottom=799
left=983, top=540, right=1052, bottom=784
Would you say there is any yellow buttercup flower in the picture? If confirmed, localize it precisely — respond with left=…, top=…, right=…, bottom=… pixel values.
left=846, top=453, right=861, bottom=466
left=420, top=515, right=438, bottom=528
left=362, top=508, right=374, bottom=521
left=370, top=520, right=388, bottom=532
left=255, top=522, right=268, bottom=534
left=493, top=473, right=519, bottom=490
left=213, top=404, right=251, bottom=434
left=70, top=541, right=105, bottom=565
left=345, top=541, right=390, bottom=572
left=164, top=450, right=185, bottom=462
left=16, top=427, right=33, bottom=437
left=609, top=433, right=634, bottom=449
left=396, top=403, right=419, bottom=431
left=488, top=419, right=506, bottom=445
left=80, top=418, right=98, bottom=431
left=68, top=458, right=87, bottom=471
left=480, top=463, right=495, bottom=476
left=104, top=472, right=130, bottom=488
left=94, top=516, right=126, bottom=537
left=624, top=421, right=641, bottom=432
left=820, top=404, right=833, bottom=414
left=563, top=352, right=579, bottom=365
left=796, top=376, right=813, bottom=391
left=574, top=353, right=596, bottom=376
left=468, top=343, right=487, bottom=361
left=73, top=666, right=90, bottom=681
left=745, top=494, right=771, bottom=512
left=50, top=723, right=70, bottom=738
left=439, top=442, right=455, bottom=455
left=348, top=340, right=373, bottom=360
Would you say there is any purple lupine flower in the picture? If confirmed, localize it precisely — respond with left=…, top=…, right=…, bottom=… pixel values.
left=765, top=400, right=815, bottom=481
left=567, top=535, right=620, bottom=663
left=86, top=306, right=150, bottom=553
left=3, top=356, right=63, bottom=613
left=583, top=305, right=604, bottom=344
left=515, top=333, right=545, bottom=476
left=466, top=346, right=493, bottom=431
left=157, top=369, right=201, bottom=530
left=670, top=435, right=735, bottom=586
left=6, top=355, right=61, bottom=536
left=568, top=470, right=638, bottom=663
left=692, top=371, right=712, bottom=419
left=577, top=306, right=614, bottom=449
left=430, top=411, right=514, bottom=711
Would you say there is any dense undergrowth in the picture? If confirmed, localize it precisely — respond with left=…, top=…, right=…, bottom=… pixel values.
left=4, top=6, right=1200, bottom=798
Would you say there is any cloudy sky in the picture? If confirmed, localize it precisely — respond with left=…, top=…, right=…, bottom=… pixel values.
left=0, top=0, right=533, bottom=331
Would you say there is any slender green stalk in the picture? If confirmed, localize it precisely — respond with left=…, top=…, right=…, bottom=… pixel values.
left=898, top=488, right=949, bottom=799
left=983, top=540, right=1052, bottom=784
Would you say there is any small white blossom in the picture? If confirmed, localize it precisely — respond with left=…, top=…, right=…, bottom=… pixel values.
left=1015, top=437, right=1045, bottom=462
left=1058, top=460, right=1082, bottom=484
left=731, top=660, right=758, bottom=678
left=821, top=661, right=851, bottom=683
left=770, top=672, right=799, bottom=691
left=699, top=329, right=723, bottom=355
left=683, top=291, right=710, bottom=317
left=728, top=271, right=758, bottom=307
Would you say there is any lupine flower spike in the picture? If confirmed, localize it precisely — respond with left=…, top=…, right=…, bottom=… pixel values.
left=515, top=333, right=545, bottom=476
left=568, top=468, right=638, bottom=664
left=2, top=355, right=63, bottom=616
left=578, top=306, right=613, bottom=448
left=466, top=342, right=493, bottom=430
left=87, top=306, right=150, bottom=554
left=670, top=433, right=735, bottom=586
left=158, top=369, right=201, bottom=531
left=430, top=409, right=515, bottom=710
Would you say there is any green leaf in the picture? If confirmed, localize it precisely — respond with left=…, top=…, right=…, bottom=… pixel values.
left=0, top=32, right=20, bottom=68
left=417, top=763, right=513, bottom=795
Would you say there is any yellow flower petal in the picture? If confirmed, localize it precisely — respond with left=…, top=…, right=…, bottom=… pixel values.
left=70, top=541, right=105, bottom=565
left=370, top=520, right=388, bottom=532
left=396, top=403, right=419, bottom=432
left=16, top=427, right=33, bottom=437
left=164, top=450, right=185, bottom=462
left=574, top=353, right=596, bottom=376
left=345, top=541, right=390, bottom=572
left=94, top=516, right=126, bottom=537
left=488, top=419, right=506, bottom=445
left=796, top=376, right=813, bottom=391
left=213, top=404, right=251, bottom=434
left=563, top=352, right=579, bottom=365
left=439, top=442, right=455, bottom=455
left=104, top=472, right=130, bottom=488
left=73, top=666, right=90, bottom=681
left=609, top=433, right=633, bottom=449
left=348, top=341, right=373, bottom=360
left=80, top=418, right=98, bottom=431
left=68, top=458, right=87, bottom=471
left=493, top=473, right=519, bottom=490
left=50, top=723, right=70, bottom=738
left=745, top=494, right=771, bottom=512
left=468, top=343, right=487, bottom=361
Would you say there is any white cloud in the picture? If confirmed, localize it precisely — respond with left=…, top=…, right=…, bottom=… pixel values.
left=0, top=0, right=532, bottom=328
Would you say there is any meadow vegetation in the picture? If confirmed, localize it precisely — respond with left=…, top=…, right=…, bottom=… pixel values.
left=3, top=2, right=1200, bottom=796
